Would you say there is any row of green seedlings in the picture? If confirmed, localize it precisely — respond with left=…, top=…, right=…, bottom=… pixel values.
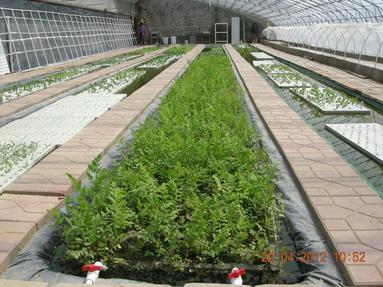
left=291, top=84, right=364, bottom=109
left=0, top=47, right=188, bottom=185
left=0, top=47, right=161, bottom=104
left=0, top=141, right=38, bottom=177
left=54, top=48, right=283, bottom=272
left=258, top=62, right=366, bottom=110
left=86, top=45, right=195, bottom=93
left=137, top=45, right=195, bottom=69
left=85, top=45, right=192, bottom=93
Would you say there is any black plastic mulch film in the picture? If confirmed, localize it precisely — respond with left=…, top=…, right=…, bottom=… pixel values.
left=3, top=47, right=344, bottom=286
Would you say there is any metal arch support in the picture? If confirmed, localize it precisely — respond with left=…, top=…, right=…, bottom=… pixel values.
left=194, top=0, right=383, bottom=26
left=343, top=27, right=365, bottom=60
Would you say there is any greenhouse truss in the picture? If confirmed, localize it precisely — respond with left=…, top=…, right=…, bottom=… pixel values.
left=0, top=7, right=137, bottom=74
left=200, top=0, right=383, bottom=26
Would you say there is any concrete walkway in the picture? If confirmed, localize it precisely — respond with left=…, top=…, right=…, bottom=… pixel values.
left=0, top=45, right=204, bottom=275
left=226, top=44, right=383, bottom=286
left=0, top=48, right=165, bottom=118
left=252, top=43, right=383, bottom=106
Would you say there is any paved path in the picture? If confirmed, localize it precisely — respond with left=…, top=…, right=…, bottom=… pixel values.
left=0, top=48, right=165, bottom=119
left=226, top=44, right=383, bottom=286
left=253, top=44, right=383, bottom=105
left=0, top=45, right=204, bottom=274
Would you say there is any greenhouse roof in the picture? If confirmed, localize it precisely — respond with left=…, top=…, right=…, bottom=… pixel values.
left=197, top=0, right=383, bottom=26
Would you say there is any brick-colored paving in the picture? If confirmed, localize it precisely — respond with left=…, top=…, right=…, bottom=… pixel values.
left=0, top=45, right=204, bottom=276
left=0, top=48, right=166, bottom=118
left=225, top=44, right=383, bottom=286
left=0, top=46, right=148, bottom=87
left=252, top=44, right=383, bottom=105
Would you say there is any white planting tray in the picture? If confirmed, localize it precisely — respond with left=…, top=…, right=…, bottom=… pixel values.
left=0, top=143, right=54, bottom=193
left=137, top=55, right=180, bottom=69
left=325, top=123, right=383, bottom=165
left=251, top=52, right=274, bottom=60
left=268, top=74, right=311, bottom=88
left=290, top=87, right=370, bottom=114
left=0, top=93, right=127, bottom=192
left=258, top=64, right=295, bottom=75
left=252, top=60, right=277, bottom=67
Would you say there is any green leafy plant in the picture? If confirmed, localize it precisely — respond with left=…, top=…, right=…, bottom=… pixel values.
left=55, top=50, right=283, bottom=269
left=0, top=141, right=39, bottom=175
left=53, top=156, right=134, bottom=264
left=291, top=84, right=366, bottom=111
left=87, top=69, right=145, bottom=93
left=163, top=45, right=194, bottom=55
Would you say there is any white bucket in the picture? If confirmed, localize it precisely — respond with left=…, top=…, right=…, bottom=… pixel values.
left=170, top=36, right=176, bottom=45
left=162, top=37, right=169, bottom=45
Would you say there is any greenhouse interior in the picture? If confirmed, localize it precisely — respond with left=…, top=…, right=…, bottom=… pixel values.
left=0, top=0, right=382, bottom=286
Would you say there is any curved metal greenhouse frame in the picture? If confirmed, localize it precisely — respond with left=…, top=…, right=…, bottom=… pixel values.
left=197, top=0, right=383, bottom=26
left=261, top=23, right=383, bottom=67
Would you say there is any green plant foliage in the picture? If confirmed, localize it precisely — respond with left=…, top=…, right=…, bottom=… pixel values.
left=163, top=45, right=194, bottom=55
left=0, top=141, right=38, bottom=175
left=87, top=69, right=145, bottom=93
left=130, top=46, right=161, bottom=55
left=235, top=45, right=258, bottom=62
left=259, top=63, right=294, bottom=74
left=56, top=51, right=283, bottom=268
left=0, top=47, right=159, bottom=104
left=291, top=84, right=363, bottom=109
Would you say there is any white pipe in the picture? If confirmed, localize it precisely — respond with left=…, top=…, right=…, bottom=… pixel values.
left=82, top=261, right=107, bottom=285
left=227, top=267, right=245, bottom=285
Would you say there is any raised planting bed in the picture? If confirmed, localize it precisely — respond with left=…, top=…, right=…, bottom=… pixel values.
left=137, top=54, right=181, bottom=69
left=251, top=52, right=274, bottom=60
left=290, top=85, right=370, bottom=114
left=136, top=45, right=194, bottom=70
left=53, top=49, right=283, bottom=285
left=258, top=62, right=294, bottom=74
left=86, top=69, right=146, bottom=94
left=0, top=141, right=52, bottom=192
left=268, top=72, right=311, bottom=88
left=0, top=47, right=158, bottom=104
left=325, top=123, right=383, bottom=165
left=252, top=60, right=277, bottom=67
left=0, top=64, right=101, bottom=104
left=0, top=93, right=126, bottom=191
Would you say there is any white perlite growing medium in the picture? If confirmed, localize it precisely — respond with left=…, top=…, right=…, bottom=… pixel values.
left=0, top=54, right=138, bottom=104
left=253, top=60, right=277, bottom=67
left=325, top=123, right=383, bottom=164
left=137, top=55, right=180, bottom=69
left=268, top=72, right=311, bottom=88
left=258, top=62, right=295, bottom=74
left=251, top=52, right=274, bottom=60
left=0, top=93, right=126, bottom=192
left=85, top=69, right=145, bottom=94
left=290, top=86, right=370, bottom=114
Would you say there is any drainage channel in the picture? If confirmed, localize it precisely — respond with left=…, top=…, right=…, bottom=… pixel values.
left=237, top=45, right=383, bottom=197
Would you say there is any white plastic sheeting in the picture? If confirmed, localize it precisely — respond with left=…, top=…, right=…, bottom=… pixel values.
left=196, top=0, right=383, bottom=26
left=261, top=23, right=383, bottom=65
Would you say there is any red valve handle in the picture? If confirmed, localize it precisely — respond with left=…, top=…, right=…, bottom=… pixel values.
left=227, top=268, right=246, bottom=279
left=82, top=264, right=104, bottom=272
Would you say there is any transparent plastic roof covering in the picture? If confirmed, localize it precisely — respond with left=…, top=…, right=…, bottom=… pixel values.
left=197, top=0, right=383, bottom=26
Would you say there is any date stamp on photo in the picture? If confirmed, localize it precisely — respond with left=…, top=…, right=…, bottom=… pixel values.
left=262, top=251, right=366, bottom=264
